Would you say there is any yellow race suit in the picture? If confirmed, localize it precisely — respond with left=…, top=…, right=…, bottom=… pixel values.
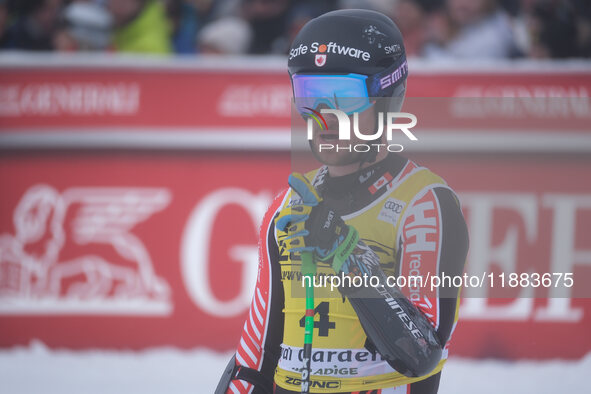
left=224, top=153, right=468, bottom=394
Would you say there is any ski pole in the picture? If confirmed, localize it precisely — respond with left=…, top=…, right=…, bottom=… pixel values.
left=300, top=251, right=315, bottom=394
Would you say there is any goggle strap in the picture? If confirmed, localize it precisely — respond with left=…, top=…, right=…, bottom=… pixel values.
left=366, top=55, right=408, bottom=98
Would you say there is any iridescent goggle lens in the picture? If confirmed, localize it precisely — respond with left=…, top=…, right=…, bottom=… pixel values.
left=291, top=73, right=372, bottom=116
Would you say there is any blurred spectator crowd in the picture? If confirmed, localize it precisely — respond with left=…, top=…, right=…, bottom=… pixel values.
left=0, top=0, right=589, bottom=58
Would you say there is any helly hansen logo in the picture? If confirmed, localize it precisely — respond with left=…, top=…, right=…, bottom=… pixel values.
left=404, top=200, right=438, bottom=252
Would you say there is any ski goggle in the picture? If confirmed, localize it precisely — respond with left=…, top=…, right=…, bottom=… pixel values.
left=292, top=73, right=373, bottom=116
left=290, top=55, right=408, bottom=117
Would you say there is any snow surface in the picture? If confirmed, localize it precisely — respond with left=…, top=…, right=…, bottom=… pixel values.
left=1, top=341, right=589, bottom=394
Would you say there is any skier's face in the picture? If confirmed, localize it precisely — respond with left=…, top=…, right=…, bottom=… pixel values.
left=308, top=104, right=379, bottom=166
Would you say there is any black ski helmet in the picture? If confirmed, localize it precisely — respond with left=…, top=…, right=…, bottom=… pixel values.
left=288, top=9, right=408, bottom=111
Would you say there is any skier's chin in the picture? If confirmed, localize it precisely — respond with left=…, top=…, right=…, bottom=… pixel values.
left=310, top=143, right=365, bottom=167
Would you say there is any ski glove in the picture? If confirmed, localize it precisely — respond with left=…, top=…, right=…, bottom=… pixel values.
left=275, top=173, right=359, bottom=273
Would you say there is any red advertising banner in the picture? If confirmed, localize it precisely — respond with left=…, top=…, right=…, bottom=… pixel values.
left=0, top=152, right=590, bottom=359
left=1, top=58, right=590, bottom=132
left=1, top=56, right=590, bottom=360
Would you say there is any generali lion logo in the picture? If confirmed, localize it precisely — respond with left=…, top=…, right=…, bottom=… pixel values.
left=0, top=185, right=172, bottom=315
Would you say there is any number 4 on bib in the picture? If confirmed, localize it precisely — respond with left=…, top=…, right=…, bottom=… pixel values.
left=299, top=302, right=336, bottom=337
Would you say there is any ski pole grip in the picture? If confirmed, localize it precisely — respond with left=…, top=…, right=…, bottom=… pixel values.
left=301, top=251, right=316, bottom=277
